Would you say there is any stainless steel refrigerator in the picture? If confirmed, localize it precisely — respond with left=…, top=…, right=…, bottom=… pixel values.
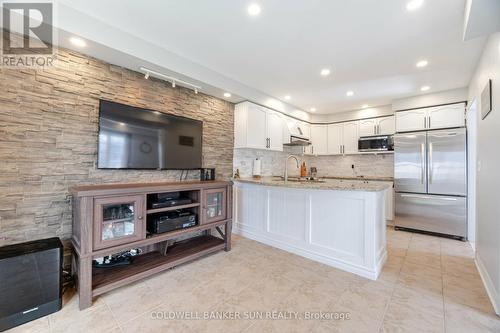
left=394, top=128, right=467, bottom=240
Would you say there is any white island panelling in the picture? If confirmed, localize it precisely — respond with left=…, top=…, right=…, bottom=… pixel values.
left=233, top=181, right=387, bottom=280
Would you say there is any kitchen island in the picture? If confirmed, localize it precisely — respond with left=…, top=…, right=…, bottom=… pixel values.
left=233, top=177, right=391, bottom=280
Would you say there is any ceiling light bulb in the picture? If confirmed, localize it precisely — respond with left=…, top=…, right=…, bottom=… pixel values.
left=420, top=85, right=430, bottom=91
left=416, top=60, right=428, bottom=68
left=284, top=95, right=291, bottom=100
left=172, top=81, right=176, bottom=88
left=362, top=104, right=369, bottom=109
left=310, top=107, right=316, bottom=112
left=247, top=3, right=261, bottom=16
left=223, top=92, right=231, bottom=98
left=320, top=68, right=331, bottom=76
left=406, top=0, right=424, bottom=11
left=346, top=91, right=354, bottom=97
left=69, top=37, right=86, bottom=48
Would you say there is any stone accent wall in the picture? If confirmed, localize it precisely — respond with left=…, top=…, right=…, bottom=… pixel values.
left=0, top=47, right=234, bottom=246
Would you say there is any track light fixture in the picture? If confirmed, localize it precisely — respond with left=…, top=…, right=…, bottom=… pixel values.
left=139, top=67, right=201, bottom=94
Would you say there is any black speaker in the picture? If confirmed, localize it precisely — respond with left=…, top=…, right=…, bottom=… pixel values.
left=0, top=237, right=63, bottom=332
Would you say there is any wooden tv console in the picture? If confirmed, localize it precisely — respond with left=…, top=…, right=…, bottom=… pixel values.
left=71, top=180, right=232, bottom=310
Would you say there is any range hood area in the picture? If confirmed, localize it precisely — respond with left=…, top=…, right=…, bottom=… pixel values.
left=283, top=121, right=311, bottom=146
left=284, top=135, right=311, bottom=146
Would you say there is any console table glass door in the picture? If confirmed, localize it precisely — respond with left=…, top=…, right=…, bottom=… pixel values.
left=93, top=195, right=145, bottom=250
left=202, top=188, right=227, bottom=224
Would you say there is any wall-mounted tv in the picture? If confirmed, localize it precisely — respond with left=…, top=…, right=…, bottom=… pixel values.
left=97, top=100, right=202, bottom=170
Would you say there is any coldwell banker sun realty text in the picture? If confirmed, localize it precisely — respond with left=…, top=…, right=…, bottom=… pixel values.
left=1, top=1, right=56, bottom=67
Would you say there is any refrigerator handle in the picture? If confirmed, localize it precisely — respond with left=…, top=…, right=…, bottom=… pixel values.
left=429, top=142, right=433, bottom=184
left=420, top=143, right=425, bottom=184
left=400, top=194, right=458, bottom=201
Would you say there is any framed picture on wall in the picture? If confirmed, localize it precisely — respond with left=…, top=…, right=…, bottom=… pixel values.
left=481, top=79, right=492, bottom=119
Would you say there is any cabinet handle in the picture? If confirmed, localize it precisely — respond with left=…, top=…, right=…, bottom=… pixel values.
left=377, top=124, right=380, bottom=134
left=428, top=116, right=431, bottom=128
left=424, top=117, right=427, bottom=129
left=374, top=125, right=377, bottom=134
left=138, top=216, right=143, bottom=220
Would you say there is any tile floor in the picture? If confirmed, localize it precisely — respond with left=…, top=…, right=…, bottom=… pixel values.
left=7, top=227, right=500, bottom=333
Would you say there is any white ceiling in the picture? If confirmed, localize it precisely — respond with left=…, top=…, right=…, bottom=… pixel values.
left=57, top=0, right=485, bottom=114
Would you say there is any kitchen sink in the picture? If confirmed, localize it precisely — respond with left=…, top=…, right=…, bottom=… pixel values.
left=272, top=176, right=326, bottom=183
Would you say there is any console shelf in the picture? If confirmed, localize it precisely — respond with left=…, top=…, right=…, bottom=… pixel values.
left=71, top=180, right=232, bottom=310
left=146, top=202, right=200, bottom=214
left=92, top=235, right=225, bottom=297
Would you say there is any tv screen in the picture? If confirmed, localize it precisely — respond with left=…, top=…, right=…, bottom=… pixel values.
left=97, top=100, right=202, bottom=169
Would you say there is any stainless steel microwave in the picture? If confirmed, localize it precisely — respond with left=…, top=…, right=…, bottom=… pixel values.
left=358, top=135, right=394, bottom=152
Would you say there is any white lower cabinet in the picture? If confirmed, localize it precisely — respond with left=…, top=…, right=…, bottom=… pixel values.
left=233, top=182, right=387, bottom=280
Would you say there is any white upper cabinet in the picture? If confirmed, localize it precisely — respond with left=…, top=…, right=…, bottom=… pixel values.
left=342, top=121, right=359, bottom=154
left=358, top=118, right=378, bottom=137
left=234, top=102, right=283, bottom=151
left=359, top=116, right=395, bottom=137
left=396, top=109, right=428, bottom=132
left=326, top=122, right=358, bottom=155
left=396, top=103, right=465, bottom=132
left=327, top=124, right=342, bottom=155
left=310, top=125, right=328, bottom=155
left=267, top=111, right=284, bottom=151
left=378, top=116, right=395, bottom=135
left=427, top=104, right=465, bottom=129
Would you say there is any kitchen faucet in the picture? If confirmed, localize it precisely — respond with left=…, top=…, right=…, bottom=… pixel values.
left=284, top=155, right=300, bottom=182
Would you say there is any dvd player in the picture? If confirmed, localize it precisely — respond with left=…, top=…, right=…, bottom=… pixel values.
left=150, top=198, right=192, bottom=209
left=147, top=211, right=197, bottom=234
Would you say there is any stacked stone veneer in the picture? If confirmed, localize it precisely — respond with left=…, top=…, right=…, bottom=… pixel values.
left=0, top=46, right=234, bottom=245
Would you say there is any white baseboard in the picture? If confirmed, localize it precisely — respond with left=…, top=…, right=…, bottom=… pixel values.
left=233, top=225, right=386, bottom=281
left=475, top=255, right=500, bottom=315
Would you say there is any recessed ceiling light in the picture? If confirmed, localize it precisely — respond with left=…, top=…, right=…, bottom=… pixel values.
left=223, top=92, right=232, bottom=98
left=284, top=95, right=291, bottom=100
left=406, top=0, right=424, bottom=11
left=362, top=104, right=369, bottom=109
left=416, top=60, right=428, bottom=68
left=420, top=86, right=430, bottom=92
left=310, top=107, right=316, bottom=112
left=69, top=37, right=86, bottom=48
left=247, top=3, right=261, bottom=16
left=346, top=91, right=354, bottom=97
left=320, top=68, right=331, bottom=76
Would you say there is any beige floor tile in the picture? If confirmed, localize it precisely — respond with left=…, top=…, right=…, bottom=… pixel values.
left=45, top=228, right=498, bottom=333
left=380, top=284, right=444, bottom=333
left=443, top=273, right=494, bottom=314
left=444, top=300, right=500, bottom=332
left=102, top=281, right=164, bottom=323
left=119, top=307, right=191, bottom=333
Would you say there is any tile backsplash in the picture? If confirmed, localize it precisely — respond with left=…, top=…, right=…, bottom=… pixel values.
left=233, top=148, right=394, bottom=179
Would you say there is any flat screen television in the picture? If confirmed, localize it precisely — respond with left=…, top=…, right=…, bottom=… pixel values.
left=97, top=100, right=202, bottom=169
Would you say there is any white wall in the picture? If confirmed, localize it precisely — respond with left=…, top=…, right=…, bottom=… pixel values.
left=392, top=87, right=469, bottom=111
left=468, top=31, right=500, bottom=315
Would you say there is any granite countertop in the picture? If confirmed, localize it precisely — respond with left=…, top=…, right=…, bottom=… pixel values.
left=322, top=176, right=394, bottom=182
left=233, top=177, right=392, bottom=192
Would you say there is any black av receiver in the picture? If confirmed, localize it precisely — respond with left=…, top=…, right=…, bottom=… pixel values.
left=147, top=211, right=197, bottom=234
